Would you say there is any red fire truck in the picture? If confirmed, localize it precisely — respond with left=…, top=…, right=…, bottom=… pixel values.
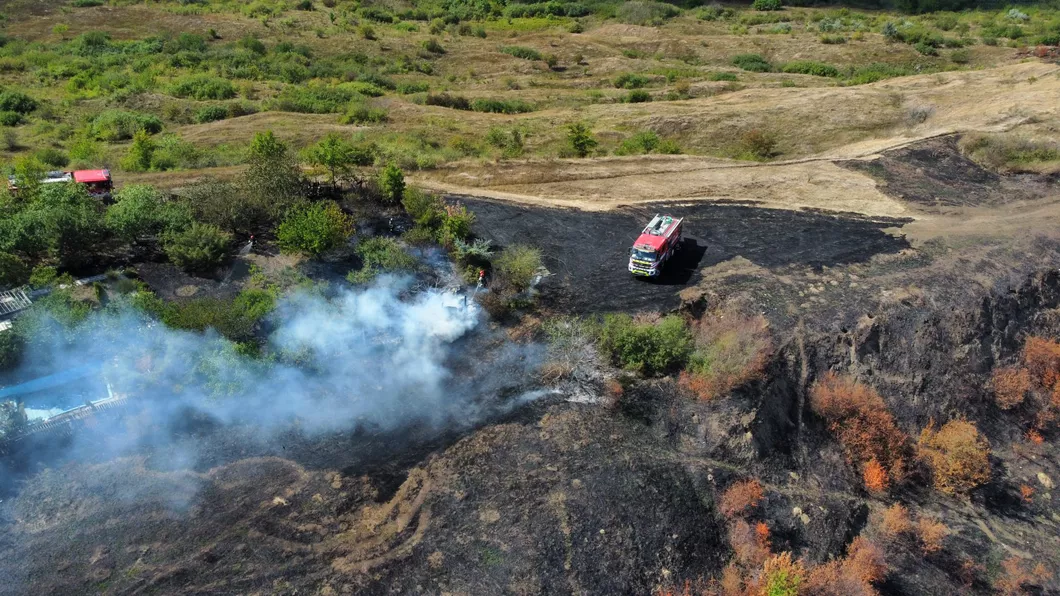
left=628, top=214, right=683, bottom=277
left=7, top=169, right=113, bottom=200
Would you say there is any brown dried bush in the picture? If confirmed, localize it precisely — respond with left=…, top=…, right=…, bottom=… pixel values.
left=810, top=373, right=912, bottom=488
left=1023, top=337, right=1060, bottom=388
left=729, top=519, right=771, bottom=568
left=803, top=537, right=886, bottom=596
left=878, top=503, right=913, bottom=541
left=680, top=310, right=772, bottom=401
left=995, top=556, right=1052, bottom=595
left=1020, top=484, right=1035, bottom=503
left=863, top=458, right=889, bottom=493
left=916, top=517, right=948, bottom=554
left=917, top=419, right=991, bottom=495
left=992, top=366, right=1031, bottom=410
left=719, top=479, right=764, bottom=518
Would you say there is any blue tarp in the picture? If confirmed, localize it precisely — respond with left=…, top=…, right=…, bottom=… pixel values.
left=0, top=365, right=100, bottom=401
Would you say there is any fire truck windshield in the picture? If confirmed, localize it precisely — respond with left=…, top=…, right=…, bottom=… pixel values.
left=631, top=248, right=656, bottom=261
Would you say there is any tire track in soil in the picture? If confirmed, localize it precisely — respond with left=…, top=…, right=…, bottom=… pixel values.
left=460, top=197, right=912, bottom=314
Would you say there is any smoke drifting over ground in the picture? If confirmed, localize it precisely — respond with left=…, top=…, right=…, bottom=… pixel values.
left=1, top=274, right=545, bottom=494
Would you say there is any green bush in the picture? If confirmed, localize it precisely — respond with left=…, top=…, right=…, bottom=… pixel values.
left=845, top=63, right=914, bottom=85
left=614, top=73, right=651, bottom=89
left=0, top=90, right=37, bottom=114
left=194, top=105, right=230, bottom=124
left=271, top=82, right=381, bottom=114
left=0, top=251, right=28, bottom=288
left=154, top=288, right=275, bottom=342
left=277, top=201, right=353, bottom=255
left=0, top=111, right=21, bottom=126
left=752, top=0, right=782, bottom=11
left=440, top=204, right=474, bottom=245
left=471, top=98, right=534, bottom=114
left=732, top=54, right=772, bottom=72
left=781, top=61, right=840, bottom=77
left=397, top=81, right=430, bottom=94
left=566, top=122, right=597, bottom=158
left=163, top=222, right=231, bottom=273
left=106, top=184, right=192, bottom=243
left=494, top=244, right=542, bottom=293
left=34, top=147, right=69, bottom=168
left=422, top=38, right=446, bottom=54
left=596, top=313, right=691, bottom=376
left=616, top=131, right=661, bottom=155
left=169, top=75, right=237, bottom=100
left=709, top=72, right=739, bottom=81
left=501, top=45, right=542, bottom=61
left=819, top=34, right=847, bottom=44
left=424, top=93, right=471, bottom=110
left=90, top=109, right=163, bottom=141
left=914, top=42, right=939, bottom=55
left=625, top=90, right=651, bottom=103
left=379, top=163, right=405, bottom=203
left=121, top=129, right=155, bottom=172
left=349, top=236, right=418, bottom=283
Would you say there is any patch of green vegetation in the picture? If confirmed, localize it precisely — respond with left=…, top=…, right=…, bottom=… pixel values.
left=501, top=45, right=542, bottom=61
left=595, top=313, right=691, bottom=376
left=781, top=60, right=840, bottom=77
left=347, top=236, right=419, bottom=283
left=731, top=54, right=772, bottom=72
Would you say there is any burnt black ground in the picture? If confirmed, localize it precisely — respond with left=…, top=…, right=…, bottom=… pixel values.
left=459, top=197, right=911, bottom=314
left=843, top=135, right=1059, bottom=210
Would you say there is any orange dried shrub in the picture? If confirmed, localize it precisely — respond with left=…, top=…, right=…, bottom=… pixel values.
left=755, top=552, right=806, bottom=596
left=729, top=519, right=771, bottom=568
left=916, top=517, right=949, bottom=554
left=878, top=503, right=914, bottom=541
left=810, top=373, right=912, bottom=488
left=754, top=522, right=772, bottom=552
left=995, top=556, right=1053, bottom=596
left=718, top=564, right=745, bottom=596
left=1019, top=484, right=1035, bottom=503
left=863, top=458, right=889, bottom=493
left=719, top=479, right=764, bottom=518
left=1027, top=429, right=1045, bottom=444
left=917, top=419, right=991, bottom=495
left=681, top=310, right=772, bottom=401
left=1023, top=337, right=1060, bottom=389
left=992, top=366, right=1031, bottom=410
left=804, top=537, right=887, bottom=596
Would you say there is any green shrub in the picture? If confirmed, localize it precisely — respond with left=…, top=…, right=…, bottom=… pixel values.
left=614, top=73, right=651, bottom=89
left=342, top=102, right=389, bottom=124
left=494, top=244, right=542, bottom=293
left=596, top=313, right=692, bottom=376
left=914, top=42, right=939, bottom=55
left=155, top=288, right=274, bottom=342
left=501, top=45, right=542, bottom=61
left=270, top=82, right=380, bottom=114
left=71, top=0, right=105, bottom=7
left=378, top=163, right=405, bottom=203
left=625, top=89, right=652, bottom=103
left=90, top=109, right=163, bottom=141
left=121, top=129, right=156, bottom=172
left=0, top=111, right=21, bottom=126
left=781, top=61, right=840, bottom=77
left=304, top=133, right=373, bottom=180
left=950, top=48, right=971, bottom=63
left=106, top=184, right=193, bottom=243
left=0, top=90, right=38, bottom=114
left=349, top=236, right=418, bottom=283
left=440, top=204, right=475, bottom=245
left=424, top=93, right=471, bottom=110
left=0, top=251, right=28, bottom=288
left=819, top=34, right=847, bottom=44
left=471, top=98, right=534, bottom=114
left=34, top=147, right=69, bottom=168
left=194, top=105, right=230, bottom=124
left=616, top=131, right=661, bottom=155
left=277, top=201, right=353, bottom=255
left=566, top=122, right=597, bottom=158
left=752, top=0, right=782, bottom=11
left=163, top=222, right=231, bottom=273
left=845, top=63, right=914, bottom=85
left=422, top=38, right=446, bottom=54
left=709, top=72, right=739, bottom=81
left=169, top=75, right=236, bottom=100
left=731, top=54, right=772, bottom=72
left=397, top=81, right=430, bottom=94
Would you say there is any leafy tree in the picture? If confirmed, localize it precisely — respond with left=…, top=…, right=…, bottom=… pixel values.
left=378, top=163, right=405, bottom=203
left=303, top=133, right=361, bottom=182
left=106, top=184, right=192, bottom=243
left=12, top=156, right=47, bottom=202
left=240, top=130, right=302, bottom=225
left=163, top=222, right=231, bottom=273
left=121, top=128, right=156, bottom=172
left=9, top=183, right=107, bottom=267
left=0, top=251, right=28, bottom=287
left=566, top=122, right=597, bottom=158
left=276, top=201, right=353, bottom=255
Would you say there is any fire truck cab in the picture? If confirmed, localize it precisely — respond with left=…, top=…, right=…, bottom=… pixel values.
left=628, top=214, right=683, bottom=277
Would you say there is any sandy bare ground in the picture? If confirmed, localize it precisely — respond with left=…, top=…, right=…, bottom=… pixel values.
left=416, top=62, right=1060, bottom=219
